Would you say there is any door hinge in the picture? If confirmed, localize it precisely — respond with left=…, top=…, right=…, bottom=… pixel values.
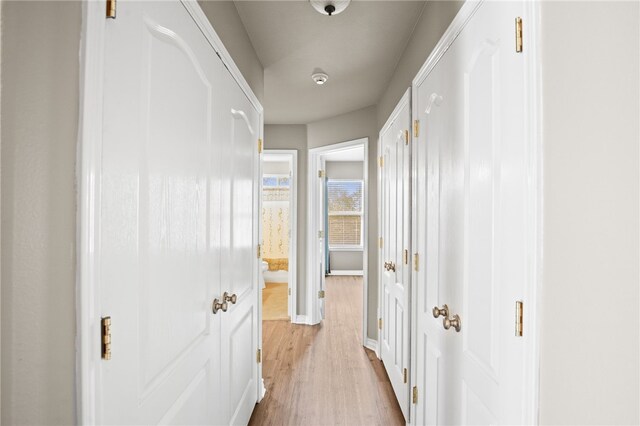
left=318, top=170, right=325, bottom=178
left=404, top=129, right=410, bottom=145
left=413, top=253, right=419, bottom=271
left=106, top=0, right=116, bottom=18
left=403, top=249, right=409, bottom=265
left=403, top=368, right=408, bottom=383
left=413, top=120, right=419, bottom=138
left=256, top=349, right=262, bottom=363
left=412, top=386, right=418, bottom=404
left=515, top=17, right=523, bottom=53
left=288, top=288, right=291, bottom=296
left=318, top=230, right=324, bottom=238
left=378, top=317, right=383, bottom=330
left=101, top=316, right=112, bottom=360
left=379, top=156, right=384, bottom=168
left=257, top=244, right=261, bottom=259
left=379, top=237, right=383, bottom=249
left=258, top=138, right=263, bottom=154
left=515, top=300, right=524, bottom=336
left=318, top=290, right=325, bottom=299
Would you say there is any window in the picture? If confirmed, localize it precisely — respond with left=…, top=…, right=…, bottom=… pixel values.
left=327, top=179, right=363, bottom=249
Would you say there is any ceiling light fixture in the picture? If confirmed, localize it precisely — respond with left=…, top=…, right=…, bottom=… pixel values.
left=310, top=0, right=351, bottom=16
left=312, top=72, right=329, bottom=85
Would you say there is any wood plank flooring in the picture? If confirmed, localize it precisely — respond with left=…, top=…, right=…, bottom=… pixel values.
left=250, top=276, right=405, bottom=426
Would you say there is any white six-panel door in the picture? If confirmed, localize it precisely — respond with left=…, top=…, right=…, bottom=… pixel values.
left=95, top=1, right=260, bottom=423
left=379, top=91, right=412, bottom=421
left=411, top=1, right=531, bottom=424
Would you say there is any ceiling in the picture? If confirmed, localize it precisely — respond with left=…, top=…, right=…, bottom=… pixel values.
left=234, top=1, right=425, bottom=124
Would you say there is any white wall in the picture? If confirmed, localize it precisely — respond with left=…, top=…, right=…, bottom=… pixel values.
left=263, top=124, right=308, bottom=313
left=539, top=2, right=639, bottom=424
left=263, top=160, right=289, bottom=175
left=1, top=2, right=80, bottom=423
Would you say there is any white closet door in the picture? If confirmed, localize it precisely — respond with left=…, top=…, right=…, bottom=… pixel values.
left=219, top=70, right=261, bottom=425
left=412, top=2, right=529, bottom=424
left=99, top=2, right=222, bottom=423
left=379, top=95, right=411, bottom=420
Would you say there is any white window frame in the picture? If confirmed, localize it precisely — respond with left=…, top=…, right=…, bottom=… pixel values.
left=327, top=178, right=364, bottom=250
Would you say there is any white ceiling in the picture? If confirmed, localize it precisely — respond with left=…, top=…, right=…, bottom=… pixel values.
left=234, top=1, right=425, bottom=124
left=322, top=145, right=364, bottom=162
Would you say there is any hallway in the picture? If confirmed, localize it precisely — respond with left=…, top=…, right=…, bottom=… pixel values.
left=250, top=276, right=404, bottom=425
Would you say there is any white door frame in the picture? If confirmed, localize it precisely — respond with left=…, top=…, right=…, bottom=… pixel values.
left=307, top=138, right=369, bottom=343
left=76, top=1, right=264, bottom=422
left=262, top=149, right=298, bottom=321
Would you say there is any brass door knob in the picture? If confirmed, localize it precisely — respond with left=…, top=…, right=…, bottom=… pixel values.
left=384, top=261, right=396, bottom=272
left=223, top=292, right=237, bottom=304
left=443, top=314, right=461, bottom=332
left=432, top=304, right=449, bottom=319
left=212, top=298, right=228, bottom=314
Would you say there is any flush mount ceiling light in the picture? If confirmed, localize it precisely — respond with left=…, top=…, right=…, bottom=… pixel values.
left=310, top=0, right=350, bottom=16
left=311, top=72, right=329, bottom=85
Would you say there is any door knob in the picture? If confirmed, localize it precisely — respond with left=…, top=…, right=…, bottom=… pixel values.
left=212, top=298, right=228, bottom=314
left=223, top=292, right=237, bottom=304
left=384, top=261, right=396, bottom=272
left=432, top=304, right=449, bottom=319
left=443, top=314, right=461, bottom=332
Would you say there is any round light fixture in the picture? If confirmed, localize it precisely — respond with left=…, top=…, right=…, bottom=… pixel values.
left=312, top=72, right=329, bottom=85
left=310, top=0, right=351, bottom=16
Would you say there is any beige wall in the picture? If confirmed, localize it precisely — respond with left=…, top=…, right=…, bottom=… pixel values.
left=539, top=2, right=639, bottom=424
left=263, top=124, right=308, bottom=313
left=199, top=0, right=264, bottom=103
left=1, top=2, right=80, bottom=424
left=376, top=0, right=463, bottom=129
left=307, top=105, right=379, bottom=339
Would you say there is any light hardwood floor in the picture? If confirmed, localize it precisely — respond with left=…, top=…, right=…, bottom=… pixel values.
left=250, top=276, right=405, bottom=426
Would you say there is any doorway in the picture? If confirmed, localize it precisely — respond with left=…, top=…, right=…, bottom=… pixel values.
left=307, top=138, right=369, bottom=345
left=261, top=150, right=297, bottom=322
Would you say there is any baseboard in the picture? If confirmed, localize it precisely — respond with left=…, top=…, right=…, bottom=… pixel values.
left=364, top=338, right=378, bottom=354
left=292, top=315, right=310, bottom=325
left=328, top=270, right=364, bottom=276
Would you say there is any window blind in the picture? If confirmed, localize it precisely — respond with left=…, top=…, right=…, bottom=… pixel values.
left=327, top=180, right=363, bottom=248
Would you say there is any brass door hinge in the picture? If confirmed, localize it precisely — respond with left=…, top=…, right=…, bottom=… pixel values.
left=412, top=386, right=418, bottom=404
left=318, top=230, right=324, bottom=238
left=379, top=156, right=384, bottom=168
left=515, top=17, right=523, bottom=53
left=515, top=300, right=524, bottom=336
left=403, top=368, right=408, bottom=383
left=413, top=120, right=419, bottom=138
left=288, top=288, right=291, bottom=296
left=101, top=317, right=112, bottom=360
left=404, top=129, right=410, bottom=145
left=413, top=253, right=419, bottom=271
left=257, top=244, right=261, bottom=259
left=318, top=290, right=325, bottom=299
left=106, top=0, right=116, bottom=18
left=318, top=170, right=325, bottom=178
left=378, top=317, right=383, bottom=330
left=403, top=249, right=409, bottom=265
left=379, top=237, right=383, bottom=249
left=257, top=349, right=262, bottom=363
left=258, top=138, right=263, bottom=153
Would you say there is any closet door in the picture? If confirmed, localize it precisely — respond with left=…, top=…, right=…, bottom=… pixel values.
left=379, top=92, right=412, bottom=420
left=219, top=69, right=261, bottom=425
left=412, top=1, right=529, bottom=424
left=98, top=2, right=222, bottom=423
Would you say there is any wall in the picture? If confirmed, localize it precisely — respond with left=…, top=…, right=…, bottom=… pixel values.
left=307, top=105, right=379, bottom=339
left=198, top=0, right=264, bottom=103
left=1, top=2, right=80, bottom=424
left=263, top=125, right=308, bottom=314
left=263, top=160, right=289, bottom=175
left=539, top=2, right=639, bottom=424
left=326, top=161, right=364, bottom=272
left=376, top=0, right=463, bottom=129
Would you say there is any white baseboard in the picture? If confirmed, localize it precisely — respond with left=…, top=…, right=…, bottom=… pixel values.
left=329, top=270, right=364, bottom=276
left=292, top=315, right=310, bottom=325
left=365, top=338, right=378, bottom=354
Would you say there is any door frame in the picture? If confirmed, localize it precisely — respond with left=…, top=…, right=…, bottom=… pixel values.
left=76, top=1, right=264, bottom=423
left=262, top=149, right=298, bottom=321
left=306, top=138, right=369, bottom=346
left=407, top=0, right=542, bottom=423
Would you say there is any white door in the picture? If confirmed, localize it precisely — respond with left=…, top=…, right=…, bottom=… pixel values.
left=317, top=158, right=327, bottom=320
left=219, top=71, right=261, bottom=425
left=412, top=2, right=530, bottom=424
left=99, top=2, right=223, bottom=423
left=379, top=95, right=412, bottom=420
